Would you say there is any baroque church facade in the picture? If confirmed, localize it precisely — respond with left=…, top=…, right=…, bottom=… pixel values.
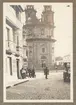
left=23, top=5, right=55, bottom=70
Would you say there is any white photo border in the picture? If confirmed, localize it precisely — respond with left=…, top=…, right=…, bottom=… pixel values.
left=3, top=2, right=73, bottom=103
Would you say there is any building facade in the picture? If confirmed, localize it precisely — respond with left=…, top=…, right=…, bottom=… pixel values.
left=4, top=4, right=26, bottom=84
left=23, top=5, right=55, bottom=70
left=54, top=55, right=71, bottom=70
left=55, top=57, right=63, bottom=66
left=63, top=54, right=71, bottom=64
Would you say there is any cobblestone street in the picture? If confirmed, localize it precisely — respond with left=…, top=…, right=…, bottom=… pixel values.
left=6, top=71, right=70, bottom=100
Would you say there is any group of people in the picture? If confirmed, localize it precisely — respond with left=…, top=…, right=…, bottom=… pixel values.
left=20, top=65, right=49, bottom=79
left=28, top=68, right=36, bottom=78
left=20, top=67, right=36, bottom=79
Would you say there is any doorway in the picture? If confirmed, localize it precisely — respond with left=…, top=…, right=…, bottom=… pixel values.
left=41, top=56, right=47, bottom=67
left=7, top=57, right=12, bottom=75
left=16, top=59, right=19, bottom=79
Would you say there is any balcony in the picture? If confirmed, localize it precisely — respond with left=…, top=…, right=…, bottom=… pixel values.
left=6, top=49, right=12, bottom=55
left=16, top=45, right=23, bottom=57
left=14, top=46, right=20, bottom=57
left=6, top=40, right=16, bottom=55
left=6, top=40, right=23, bottom=57
left=14, top=52, right=20, bottom=57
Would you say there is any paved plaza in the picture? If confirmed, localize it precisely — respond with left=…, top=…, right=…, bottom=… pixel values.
left=6, top=71, right=70, bottom=100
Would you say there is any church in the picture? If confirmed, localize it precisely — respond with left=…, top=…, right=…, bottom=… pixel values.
left=23, top=5, right=56, bottom=70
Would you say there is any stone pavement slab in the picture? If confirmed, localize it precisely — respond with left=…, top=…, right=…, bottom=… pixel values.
left=6, top=72, right=44, bottom=89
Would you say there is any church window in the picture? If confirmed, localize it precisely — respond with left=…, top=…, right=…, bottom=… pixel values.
left=41, top=28, right=44, bottom=35
left=42, top=48, right=45, bottom=53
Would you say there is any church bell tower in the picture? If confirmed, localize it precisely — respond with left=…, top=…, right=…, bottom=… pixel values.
left=41, top=5, right=54, bottom=26
left=25, top=5, right=38, bottom=24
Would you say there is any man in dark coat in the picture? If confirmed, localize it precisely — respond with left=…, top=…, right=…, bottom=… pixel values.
left=44, top=67, right=49, bottom=79
left=31, top=67, right=36, bottom=78
left=20, top=67, right=26, bottom=79
left=28, top=68, right=32, bottom=78
left=20, top=67, right=23, bottom=79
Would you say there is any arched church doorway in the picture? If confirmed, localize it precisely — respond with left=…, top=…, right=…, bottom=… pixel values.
left=41, top=56, right=47, bottom=68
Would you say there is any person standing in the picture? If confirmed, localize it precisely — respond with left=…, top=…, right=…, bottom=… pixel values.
left=31, top=67, right=36, bottom=78
left=28, top=68, right=32, bottom=78
left=20, top=67, right=26, bottom=79
left=44, top=67, right=49, bottom=79
left=20, top=67, right=23, bottom=79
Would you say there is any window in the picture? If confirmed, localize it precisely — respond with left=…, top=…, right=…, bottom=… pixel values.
left=6, top=27, right=10, bottom=47
left=16, top=10, right=21, bottom=21
left=51, top=29, right=53, bottom=37
left=29, top=50, right=32, bottom=56
left=52, top=47, right=54, bottom=53
left=41, top=28, right=44, bottom=35
left=17, top=36, right=19, bottom=46
left=8, top=57, right=12, bottom=75
left=26, top=50, right=28, bottom=57
left=42, top=48, right=45, bottom=53
left=13, top=29, right=16, bottom=43
left=6, top=27, right=10, bottom=40
left=23, top=58, right=27, bottom=62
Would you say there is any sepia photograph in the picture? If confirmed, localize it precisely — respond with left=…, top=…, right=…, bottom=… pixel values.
left=3, top=2, right=73, bottom=102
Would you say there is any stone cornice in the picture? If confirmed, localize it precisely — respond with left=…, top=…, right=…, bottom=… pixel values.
left=26, top=38, right=56, bottom=42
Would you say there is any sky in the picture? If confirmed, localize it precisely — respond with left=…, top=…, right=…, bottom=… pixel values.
left=21, top=3, right=73, bottom=57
